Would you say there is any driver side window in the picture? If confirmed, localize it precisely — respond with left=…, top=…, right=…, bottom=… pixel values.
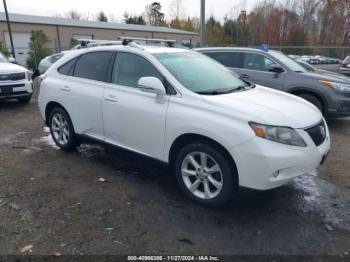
left=112, top=52, right=163, bottom=88
left=243, top=53, right=277, bottom=72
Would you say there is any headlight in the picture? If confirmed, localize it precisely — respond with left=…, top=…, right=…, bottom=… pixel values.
left=320, top=81, right=350, bottom=92
left=249, top=122, right=306, bottom=147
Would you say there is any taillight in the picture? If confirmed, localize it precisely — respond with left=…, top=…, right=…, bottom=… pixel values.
left=340, top=64, right=346, bottom=68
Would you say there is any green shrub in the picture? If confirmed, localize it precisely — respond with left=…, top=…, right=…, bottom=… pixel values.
left=26, top=30, right=52, bottom=70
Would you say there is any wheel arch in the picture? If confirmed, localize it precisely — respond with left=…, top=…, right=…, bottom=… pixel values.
left=289, top=87, right=327, bottom=113
left=45, top=101, right=69, bottom=125
left=168, top=133, right=238, bottom=181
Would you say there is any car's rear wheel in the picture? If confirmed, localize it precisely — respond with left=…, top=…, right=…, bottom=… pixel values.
left=17, top=95, right=32, bottom=103
left=174, top=142, right=238, bottom=207
left=298, top=94, right=323, bottom=113
left=49, top=107, right=80, bottom=150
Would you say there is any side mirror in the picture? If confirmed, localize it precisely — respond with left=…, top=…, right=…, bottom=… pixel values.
left=138, top=76, right=166, bottom=104
left=268, top=64, right=284, bottom=73
left=8, top=57, right=16, bottom=63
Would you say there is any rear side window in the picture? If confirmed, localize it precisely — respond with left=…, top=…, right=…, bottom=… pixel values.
left=112, top=52, right=163, bottom=88
left=242, top=53, right=275, bottom=72
left=73, top=51, right=112, bottom=82
left=57, top=58, right=77, bottom=76
left=205, top=52, right=242, bottom=68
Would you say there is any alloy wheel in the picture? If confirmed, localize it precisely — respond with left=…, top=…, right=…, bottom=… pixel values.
left=51, top=112, right=70, bottom=145
left=181, top=151, right=223, bottom=199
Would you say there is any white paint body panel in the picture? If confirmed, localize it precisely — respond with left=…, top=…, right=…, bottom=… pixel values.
left=38, top=45, right=331, bottom=190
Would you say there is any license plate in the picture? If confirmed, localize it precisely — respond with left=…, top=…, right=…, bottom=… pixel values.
left=0, top=86, right=13, bottom=94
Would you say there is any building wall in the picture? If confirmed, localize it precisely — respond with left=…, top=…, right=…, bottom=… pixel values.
left=0, top=21, right=199, bottom=51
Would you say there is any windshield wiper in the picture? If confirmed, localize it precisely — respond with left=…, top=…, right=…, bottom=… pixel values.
left=196, top=84, right=254, bottom=95
left=196, top=90, right=223, bottom=95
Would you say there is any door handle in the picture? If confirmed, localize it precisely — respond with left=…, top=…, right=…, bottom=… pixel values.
left=60, top=85, right=71, bottom=92
left=105, top=94, right=118, bottom=103
left=240, top=74, right=250, bottom=79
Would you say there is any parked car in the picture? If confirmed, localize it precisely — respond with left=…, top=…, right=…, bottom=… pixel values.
left=196, top=47, right=350, bottom=118
left=0, top=52, right=33, bottom=103
left=340, top=56, right=350, bottom=75
left=38, top=43, right=330, bottom=206
left=38, top=51, right=70, bottom=74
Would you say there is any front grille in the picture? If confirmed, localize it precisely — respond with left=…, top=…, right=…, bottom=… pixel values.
left=305, top=121, right=327, bottom=146
left=0, top=72, right=26, bottom=81
left=0, top=84, right=26, bottom=97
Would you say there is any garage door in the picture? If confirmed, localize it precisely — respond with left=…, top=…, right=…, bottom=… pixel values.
left=4, top=32, right=31, bottom=66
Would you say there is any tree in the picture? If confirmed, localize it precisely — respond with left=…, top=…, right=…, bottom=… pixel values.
left=206, top=16, right=225, bottom=46
left=169, top=0, right=185, bottom=19
left=123, top=12, right=146, bottom=25
left=170, top=16, right=182, bottom=29
left=183, top=17, right=195, bottom=32
left=97, top=11, right=108, bottom=22
left=223, top=16, right=237, bottom=44
left=144, top=2, right=167, bottom=26
left=0, top=42, right=10, bottom=57
left=70, top=38, right=79, bottom=48
left=66, top=10, right=82, bottom=20
left=26, top=30, right=52, bottom=70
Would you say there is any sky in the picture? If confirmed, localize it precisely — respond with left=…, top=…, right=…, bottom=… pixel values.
left=0, top=0, right=260, bottom=22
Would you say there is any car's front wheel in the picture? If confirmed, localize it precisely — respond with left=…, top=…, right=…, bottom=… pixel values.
left=49, top=107, right=80, bottom=150
left=174, top=142, right=238, bottom=207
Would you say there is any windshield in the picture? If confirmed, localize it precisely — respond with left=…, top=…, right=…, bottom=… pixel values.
left=270, top=51, right=307, bottom=73
left=154, top=52, right=249, bottom=94
left=0, top=53, right=8, bottom=63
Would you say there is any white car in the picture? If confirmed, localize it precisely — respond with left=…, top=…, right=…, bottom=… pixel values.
left=0, top=52, right=33, bottom=103
left=38, top=43, right=331, bottom=206
left=38, top=51, right=71, bottom=74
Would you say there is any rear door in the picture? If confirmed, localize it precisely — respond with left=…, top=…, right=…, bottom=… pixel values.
left=240, top=52, right=286, bottom=90
left=59, top=51, right=113, bottom=140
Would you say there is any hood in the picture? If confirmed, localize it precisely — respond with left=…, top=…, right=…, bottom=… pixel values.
left=202, top=86, right=322, bottom=129
left=301, top=71, right=350, bottom=84
left=314, top=69, right=350, bottom=82
left=0, top=62, right=27, bottom=73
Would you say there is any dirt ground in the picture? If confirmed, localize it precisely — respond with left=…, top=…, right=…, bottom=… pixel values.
left=1, top=76, right=350, bottom=256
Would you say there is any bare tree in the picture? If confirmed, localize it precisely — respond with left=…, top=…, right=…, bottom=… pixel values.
left=169, top=0, right=185, bottom=19
left=66, top=10, right=82, bottom=20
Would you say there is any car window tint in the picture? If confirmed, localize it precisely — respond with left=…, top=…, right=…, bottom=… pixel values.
left=57, top=58, right=77, bottom=76
left=243, top=53, right=275, bottom=72
left=112, top=52, right=164, bottom=88
left=74, top=52, right=112, bottom=82
left=205, top=52, right=241, bottom=68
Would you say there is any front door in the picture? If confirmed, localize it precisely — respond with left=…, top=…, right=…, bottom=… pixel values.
left=103, top=52, right=169, bottom=160
left=239, top=52, right=286, bottom=91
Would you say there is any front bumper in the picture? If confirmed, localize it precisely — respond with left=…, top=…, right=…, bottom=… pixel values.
left=0, top=81, right=33, bottom=100
left=326, top=91, right=350, bottom=117
left=230, top=121, right=331, bottom=190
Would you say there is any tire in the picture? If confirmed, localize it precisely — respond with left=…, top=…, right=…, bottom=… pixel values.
left=174, top=142, right=238, bottom=207
left=17, top=95, right=32, bottom=103
left=298, top=94, right=323, bottom=113
left=48, top=107, right=80, bottom=151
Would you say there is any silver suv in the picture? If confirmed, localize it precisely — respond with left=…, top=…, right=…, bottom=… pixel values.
left=196, top=47, right=350, bottom=118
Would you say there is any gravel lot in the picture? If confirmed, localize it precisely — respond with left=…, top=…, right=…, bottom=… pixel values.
left=1, top=72, right=350, bottom=256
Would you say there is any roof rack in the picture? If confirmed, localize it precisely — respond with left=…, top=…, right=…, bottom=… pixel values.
left=72, top=37, right=176, bottom=50
left=120, top=37, right=176, bottom=47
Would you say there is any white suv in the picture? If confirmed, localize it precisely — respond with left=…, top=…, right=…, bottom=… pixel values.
left=38, top=43, right=331, bottom=206
left=0, top=52, right=33, bottom=103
